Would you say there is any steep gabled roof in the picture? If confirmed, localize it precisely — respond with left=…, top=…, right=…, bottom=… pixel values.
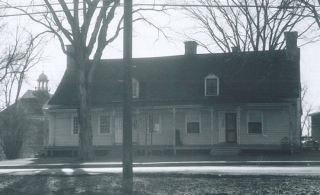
left=48, top=50, right=300, bottom=108
left=2, top=90, right=51, bottom=116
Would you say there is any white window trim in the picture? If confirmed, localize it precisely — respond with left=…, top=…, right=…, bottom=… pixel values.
left=132, top=78, right=139, bottom=98
left=185, top=111, right=201, bottom=134
left=71, top=115, right=79, bottom=135
left=98, top=115, right=112, bottom=135
left=246, top=111, right=263, bottom=134
left=147, top=112, right=162, bottom=134
left=204, top=73, right=219, bottom=96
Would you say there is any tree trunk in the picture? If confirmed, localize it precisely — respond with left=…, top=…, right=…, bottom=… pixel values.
left=76, top=56, right=95, bottom=161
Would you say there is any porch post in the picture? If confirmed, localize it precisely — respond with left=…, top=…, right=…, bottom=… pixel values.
left=112, top=110, right=116, bottom=145
left=236, top=106, right=241, bottom=144
left=210, top=107, right=214, bottom=145
left=172, top=108, right=176, bottom=155
left=136, top=109, right=140, bottom=145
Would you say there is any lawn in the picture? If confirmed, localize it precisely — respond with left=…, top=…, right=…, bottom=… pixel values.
left=0, top=173, right=319, bottom=195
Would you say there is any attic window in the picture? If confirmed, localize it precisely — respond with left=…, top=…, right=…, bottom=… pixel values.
left=132, top=78, right=139, bottom=98
left=205, top=73, right=219, bottom=96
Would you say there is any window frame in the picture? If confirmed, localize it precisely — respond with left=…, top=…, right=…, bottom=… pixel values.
left=132, top=78, right=139, bottom=98
left=185, top=111, right=201, bottom=134
left=247, top=111, right=263, bottom=134
left=71, top=115, right=79, bottom=135
left=204, top=73, right=219, bottom=96
left=98, top=115, right=111, bottom=135
left=147, top=112, right=161, bottom=134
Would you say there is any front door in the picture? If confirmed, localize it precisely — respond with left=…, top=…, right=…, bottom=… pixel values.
left=226, top=113, right=237, bottom=143
left=115, top=118, right=123, bottom=144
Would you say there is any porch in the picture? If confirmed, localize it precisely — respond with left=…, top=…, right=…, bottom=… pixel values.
left=40, top=143, right=289, bottom=157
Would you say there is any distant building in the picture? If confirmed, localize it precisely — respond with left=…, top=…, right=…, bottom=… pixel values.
left=1, top=72, right=51, bottom=157
left=309, top=112, right=320, bottom=142
left=43, top=31, right=301, bottom=157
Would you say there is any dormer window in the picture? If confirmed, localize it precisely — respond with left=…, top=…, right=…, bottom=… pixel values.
left=205, top=73, right=219, bottom=96
left=132, top=78, right=139, bottom=98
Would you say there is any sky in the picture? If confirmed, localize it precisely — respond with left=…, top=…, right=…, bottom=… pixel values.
left=3, top=1, right=320, bottom=135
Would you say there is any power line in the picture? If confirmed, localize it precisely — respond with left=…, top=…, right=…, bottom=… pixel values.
left=0, top=2, right=314, bottom=18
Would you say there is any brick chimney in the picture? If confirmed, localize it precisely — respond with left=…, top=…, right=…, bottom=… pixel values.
left=284, top=31, right=299, bottom=60
left=231, top=46, right=240, bottom=53
left=66, top=45, right=75, bottom=70
left=184, top=41, right=198, bottom=55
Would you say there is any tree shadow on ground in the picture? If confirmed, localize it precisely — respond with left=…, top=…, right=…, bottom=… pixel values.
left=0, top=168, right=123, bottom=195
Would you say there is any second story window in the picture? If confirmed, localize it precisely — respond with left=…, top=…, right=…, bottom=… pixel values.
left=205, top=73, right=219, bottom=96
left=132, top=78, right=139, bottom=98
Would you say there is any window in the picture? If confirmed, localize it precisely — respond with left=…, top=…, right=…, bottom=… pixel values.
left=187, top=122, right=200, bottom=133
left=132, top=117, right=138, bottom=131
left=72, top=116, right=79, bottom=134
left=247, top=111, right=263, bottom=134
left=147, top=113, right=160, bottom=133
left=132, top=78, right=139, bottom=98
left=205, top=73, right=219, bottom=96
left=186, top=111, right=201, bottom=133
left=99, top=115, right=111, bottom=134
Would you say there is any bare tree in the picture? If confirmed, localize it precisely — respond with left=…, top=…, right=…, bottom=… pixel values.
left=0, top=26, right=44, bottom=159
left=300, top=83, right=315, bottom=137
left=176, top=0, right=313, bottom=52
left=296, top=0, right=320, bottom=29
left=4, top=0, right=123, bottom=161
left=5, top=1, right=168, bottom=161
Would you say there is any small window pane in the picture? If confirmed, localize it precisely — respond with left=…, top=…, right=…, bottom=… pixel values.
left=100, top=116, right=110, bottom=134
left=73, top=116, right=79, bottom=134
left=206, top=79, right=217, bottom=96
left=248, top=122, right=262, bottom=133
left=187, top=122, right=200, bottom=133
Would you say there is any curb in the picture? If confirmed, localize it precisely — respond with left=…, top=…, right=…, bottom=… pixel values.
left=1, top=161, right=320, bottom=169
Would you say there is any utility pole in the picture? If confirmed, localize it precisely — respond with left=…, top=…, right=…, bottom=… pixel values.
left=123, top=0, right=133, bottom=194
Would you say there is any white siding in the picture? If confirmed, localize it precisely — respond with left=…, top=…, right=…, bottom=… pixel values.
left=240, top=108, right=290, bottom=145
left=54, top=113, right=78, bottom=146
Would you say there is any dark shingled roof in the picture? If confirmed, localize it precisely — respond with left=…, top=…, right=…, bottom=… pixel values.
left=48, top=50, right=300, bottom=108
left=2, top=90, right=51, bottom=116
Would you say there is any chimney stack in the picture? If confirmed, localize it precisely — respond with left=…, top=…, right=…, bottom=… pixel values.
left=184, top=41, right=198, bottom=55
left=66, top=45, right=75, bottom=70
left=284, top=31, right=299, bottom=60
left=231, top=46, right=240, bottom=53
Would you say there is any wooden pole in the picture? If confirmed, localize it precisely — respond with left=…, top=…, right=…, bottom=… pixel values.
left=123, top=0, right=133, bottom=193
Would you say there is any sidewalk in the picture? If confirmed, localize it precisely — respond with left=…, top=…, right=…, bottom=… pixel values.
left=0, top=149, right=320, bottom=169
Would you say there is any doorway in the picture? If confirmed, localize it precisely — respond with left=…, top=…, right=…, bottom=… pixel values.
left=225, top=113, right=237, bottom=143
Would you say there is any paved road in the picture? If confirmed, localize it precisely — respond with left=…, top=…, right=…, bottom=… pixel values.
left=1, top=165, right=320, bottom=176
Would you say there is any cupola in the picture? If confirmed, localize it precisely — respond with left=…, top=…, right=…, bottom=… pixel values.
left=37, top=72, right=49, bottom=91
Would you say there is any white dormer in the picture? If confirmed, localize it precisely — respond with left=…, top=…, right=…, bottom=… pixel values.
left=204, top=73, right=219, bottom=96
left=132, top=78, right=139, bottom=98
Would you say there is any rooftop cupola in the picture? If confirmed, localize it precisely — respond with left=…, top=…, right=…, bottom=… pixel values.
left=37, top=71, right=49, bottom=91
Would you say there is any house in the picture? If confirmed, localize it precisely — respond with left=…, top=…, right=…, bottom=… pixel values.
left=0, top=72, right=51, bottom=158
left=43, top=31, right=301, bottom=157
left=308, top=112, right=320, bottom=142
